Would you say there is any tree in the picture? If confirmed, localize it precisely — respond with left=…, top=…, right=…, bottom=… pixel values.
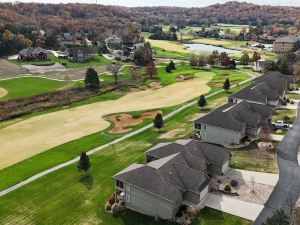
left=259, top=123, right=272, bottom=143
left=219, top=52, right=228, bottom=62
left=207, top=50, right=219, bottom=67
left=133, top=42, right=153, bottom=66
left=106, top=62, right=122, bottom=83
left=169, top=26, right=177, bottom=33
left=153, top=113, right=164, bottom=131
left=198, top=95, right=207, bottom=109
left=165, top=64, right=172, bottom=73
left=84, top=68, right=100, bottom=89
left=198, top=54, right=207, bottom=69
left=293, top=60, right=300, bottom=82
left=262, top=209, right=290, bottom=225
left=221, top=57, right=230, bottom=67
left=146, top=61, right=157, bottom=79
left=77, top=152, right=90, bottom=174
left=223, top=79, right=230, bottom=92
left=252, top=51, right=261, bottom=68
left=169, top=60, right=176, bottom=70
left=128, top=66, right=140, bottom=80
left=229, top=59, right=236, bottom=69
left=240, top=52, right=250, bottom=68
left=190, top=54, right=198, bottom=67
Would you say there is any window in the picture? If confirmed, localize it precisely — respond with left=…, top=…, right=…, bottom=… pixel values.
left=116, top=180, right=124, bottom=189
left=126, top=183, right=131, bottom=192
left=195, top=123, right=201, bottom=129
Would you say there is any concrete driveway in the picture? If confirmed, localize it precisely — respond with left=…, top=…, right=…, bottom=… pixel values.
left=205, top=193, right=264, bottom=221
left=226, top=168, right=279, bottom=186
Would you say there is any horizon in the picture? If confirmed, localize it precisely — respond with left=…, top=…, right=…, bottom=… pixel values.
left=0, top=0, right=299, bottom=7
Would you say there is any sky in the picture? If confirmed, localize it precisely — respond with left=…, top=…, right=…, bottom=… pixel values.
left=0, top=0, right=299, bottom=7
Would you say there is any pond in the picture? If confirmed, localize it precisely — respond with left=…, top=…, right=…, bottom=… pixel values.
left=184, top=43, right=241, bottom=54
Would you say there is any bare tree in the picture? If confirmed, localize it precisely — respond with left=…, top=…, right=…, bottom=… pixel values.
left=128, top=66, right=140, bottom=80
left=106, top=62, right=122, bottom=83
left=259, top=123, right=272, bottom=143
left=64, top=75, right=71, bottom=105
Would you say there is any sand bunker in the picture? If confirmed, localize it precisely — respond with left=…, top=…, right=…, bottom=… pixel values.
left=105, top=110, right=161, bottom=134
left=0, top=88, right=8, bottom=99
left=0, top=76, right=212, bottom=169
left=159, top=128, right=185, bottom=139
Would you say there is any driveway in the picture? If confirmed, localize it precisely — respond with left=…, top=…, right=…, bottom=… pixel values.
left=205, top=193, right=264, bottom=221
left=254, top=102, right=300, bottom=225
left=226, top=168, right=279, bottom=186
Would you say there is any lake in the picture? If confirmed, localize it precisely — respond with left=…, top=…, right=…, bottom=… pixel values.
left=184, top=43, right=241, bottom=54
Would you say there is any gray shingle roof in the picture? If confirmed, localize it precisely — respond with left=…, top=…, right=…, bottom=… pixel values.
left=229, top=82, right=280, bottom=103
left=115, top=151, right=211, bottom=201
left=65, top=47, right=89, bottom=56
left=274, top=36, right=300, bottom=43
left=146, top=139, right=231, bottom=167
left=19, top=47, right=48, bottom=55
left=195, top=101, right=273, bottom=132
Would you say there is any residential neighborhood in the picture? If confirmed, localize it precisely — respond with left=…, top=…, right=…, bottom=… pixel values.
left=0, top=1, right=300, bottom=225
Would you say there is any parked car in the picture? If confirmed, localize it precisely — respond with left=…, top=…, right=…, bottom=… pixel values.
left=271, top=120, right=289, bottom=128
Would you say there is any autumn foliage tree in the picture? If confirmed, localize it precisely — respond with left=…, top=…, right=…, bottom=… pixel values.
left=146, top=61, right=157, bottom=79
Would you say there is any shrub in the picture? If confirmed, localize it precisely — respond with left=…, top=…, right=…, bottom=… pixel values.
left=282, top=101, right=287, bottom=105
left=286, top=98, right=290, bottom=103
left=186, top=207, right=197, bottom=217
left=290, top=100, right=295, bottom=104
left=283, top=115, right=290, bottom=121
left=105, top=202, right=112, bottom=211
left=231, top=180, right=238, bottom=187
left=111, top=203, right=119, bottom=216
left=108, top=195, right=115, bottom=205
left=224, top=184, right=232, bottom=192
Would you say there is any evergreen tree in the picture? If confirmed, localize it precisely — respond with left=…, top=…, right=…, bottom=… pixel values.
left=262, top=209, right=290, bottom=225
left=153, top=113, right=164, bottom=131
left=198, top=95, right=207, bottom=109
left=77, top=152, right=91, bottom=174
left=223, top=78, right=230, bottom=92
left=84, top=68, right=100, bottom=89
left=169, top=60, right=176, bottom=70
left=165, top=64, right=172, bottom=73
left=240, top=52, right=250, bottom=68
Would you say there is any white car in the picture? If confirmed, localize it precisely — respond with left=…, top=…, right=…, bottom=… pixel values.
left=271, top=120, right=289, bottom=128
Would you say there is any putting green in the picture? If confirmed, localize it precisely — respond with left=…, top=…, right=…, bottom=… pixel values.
left=0, top=76, right=212, bottom=169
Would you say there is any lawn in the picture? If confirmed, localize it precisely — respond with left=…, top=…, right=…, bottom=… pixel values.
left=230, top=141, right=278, bottom=174
left=10, top=53, right=112, bottom=68
left=0, top=77, right=67, bottom=101
left=0, top=84, right=253, bottom=225
left=153, top=46, right=191, bottom=60
left=272, top=108, right=297, bottom=124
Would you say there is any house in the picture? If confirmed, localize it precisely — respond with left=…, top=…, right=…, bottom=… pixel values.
left=105, top=35, right=122, bottom=50
left=258, top=34, right=276, bottom=44
left=228, top=82, right=283, bottom=106
left=273, top=36, right=300, bottom=53
left=145, top=139, right=231, bottom=176
left=252, top=71, right=294, bottom=93
left=252, top=59, right=274, bottom=72
left=114, top=139, right=230, bottom=220
left=194, top=101, right=273, bottom=146
left=64, top=47, right=90, bottom=62
left=19, top=47, right=50, bottom=61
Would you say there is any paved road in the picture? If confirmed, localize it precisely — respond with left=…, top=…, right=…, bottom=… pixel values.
left=0, top=75, right=254, bottom=197
left=254, top=102, right=300, bottom=225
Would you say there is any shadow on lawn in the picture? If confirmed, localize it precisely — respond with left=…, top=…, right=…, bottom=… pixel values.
left=80, top=174, right=94, bottom=190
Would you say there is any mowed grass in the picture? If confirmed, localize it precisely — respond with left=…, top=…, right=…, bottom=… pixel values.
left=0, top=77, right=66, bottom=100
left=10, top=53, right=112, bottom=68
left=0, top=87, right=253, bottom=224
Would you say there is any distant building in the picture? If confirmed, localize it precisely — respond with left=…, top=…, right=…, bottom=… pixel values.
left=258, top=34, right=276, bottom=44
left=105, top=35, right=122, bottom=50
left=19, top=47, right=50, bottom=61
left=252, top=59, right=273, bottom=72
left=273, top=36, right=300, bottom=53
left=64, top=47, right=90, bottom=62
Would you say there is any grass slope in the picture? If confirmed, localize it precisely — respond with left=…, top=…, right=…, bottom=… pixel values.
left=0, top=77, right=66, bottom=100
left=0, top=88, right=253, bottom=224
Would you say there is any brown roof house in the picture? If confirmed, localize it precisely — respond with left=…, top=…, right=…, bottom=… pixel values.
left=114, top=139, right=231, bottom=221
left=273, top=36, right=300, bottom=53
left=19, top=47, right=50, bottom=61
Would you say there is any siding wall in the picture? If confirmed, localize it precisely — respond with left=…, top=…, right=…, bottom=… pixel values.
left=124, top=183, right=178, bottom=219
left=197, top=124, right=243, bottom=145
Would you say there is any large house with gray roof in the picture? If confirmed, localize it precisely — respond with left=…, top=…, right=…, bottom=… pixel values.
left=194, top=101, right=273, bottom=146
left=114, top=139, right=230, bottom=220
left=273, top=36, right=300, bottom=53
left=19, top=47, right=50, bottom=61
